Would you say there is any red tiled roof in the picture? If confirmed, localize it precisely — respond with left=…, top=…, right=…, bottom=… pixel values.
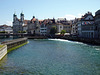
left=31, top=18, right=36, bottom=22
left=24, top=20, right=30, bottom=24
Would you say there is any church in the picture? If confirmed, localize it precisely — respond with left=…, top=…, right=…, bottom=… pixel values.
left=13, top=12, right=24, bottom=33
left=13, top=12, right=40, bottom=35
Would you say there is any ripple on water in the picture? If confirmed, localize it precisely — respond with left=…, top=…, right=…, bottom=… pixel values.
left=0, top=39, right=100, bottom=75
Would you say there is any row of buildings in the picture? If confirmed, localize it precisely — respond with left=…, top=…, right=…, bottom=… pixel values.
left=11, top=9, right=100, bottom=39
left=0, top=25, right=13, bottom=33
left=13, top=13, right=72, bottom=36
left=71, top=10, right=100, bottom=39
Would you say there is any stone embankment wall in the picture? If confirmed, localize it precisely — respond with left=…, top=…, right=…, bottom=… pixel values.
left=53, top=35, right=100, bottom=45
left=0, top=38, right=28, bottom=60
left=27, top=36, right=48, bottom=39
left=0, top=45, right=7, bottom=60
left=1, top=38, right=28, bottom=52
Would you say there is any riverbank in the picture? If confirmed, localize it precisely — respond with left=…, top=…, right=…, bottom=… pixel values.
left=52, top=35, right=100, bottom=45
left=0, top=45, right=7, bottom=60
left=26, top=36, right=48, bottom=39
left=25, top=35, right=100, bottom=45
left=7, top=42, right=28, bottom=53
left=0, top=38, right=28, bottom=60
left=1, top=38, right=28, bottom=50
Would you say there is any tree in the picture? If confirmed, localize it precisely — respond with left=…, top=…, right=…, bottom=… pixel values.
left=18, top=31, right=22, bottom=33
left=50, top=26, right=57, bottom=35
left=60, top=30, right=66, bottom=35
left=0, top=31, right=7, bottom=33
left=18, top=31, right=26, bottom=33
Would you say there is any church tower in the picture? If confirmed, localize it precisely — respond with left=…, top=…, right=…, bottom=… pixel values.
left=20, top=12, right=24, bottom=22
left=13, top=13, right=17, bottom=22
left=52, top=17, right=55, bottom=23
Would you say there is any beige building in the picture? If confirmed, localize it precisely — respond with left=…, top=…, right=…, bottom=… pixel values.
left=63, top=25, right=71, bottom=33
left=46, top=23, right=64, bottom=35
left=27, top=16, right=40, bottom=35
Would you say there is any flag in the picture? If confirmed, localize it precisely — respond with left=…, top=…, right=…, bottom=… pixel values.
left=85, top=22, right=86, bottom=25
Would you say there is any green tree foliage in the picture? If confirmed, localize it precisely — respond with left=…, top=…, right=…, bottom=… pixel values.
left=18, top=31, right=26, bottom=33
left=0, top=31, right=7, bottom=33
left=50, top=26, right=57, bottom=34
left=61, top=30, right=66, bottom=34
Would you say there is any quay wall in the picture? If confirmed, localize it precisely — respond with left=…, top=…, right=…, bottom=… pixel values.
left=26, top=36, right=48, bottom=39
left=0, top=38, right=28, bottom=60
left=1, top=38, right=28, bottom=53
left=52, top=35, right=100, bottom=45
left=0, top=45, right=7, bottom=60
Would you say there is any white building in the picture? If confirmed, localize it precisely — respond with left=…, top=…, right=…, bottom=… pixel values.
left=56, top=24, right=63, bottom=33
left=0, top=25, right=13, bottom=33
left=23, top=25, right=27, bottom=31
left=77, top=21, right=82, bottom=37
left=71, top=19, right=80, bottom=36
left=0, top=28, right=4, bottom=32
left=4, top=26, right=13, bottom=33
left=71, top=23, right=77, bottom=35
left=40, top=24, right=47, bottom=35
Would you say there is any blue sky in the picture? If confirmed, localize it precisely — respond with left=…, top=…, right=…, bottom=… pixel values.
left=0, top=0, right=99, bottom=25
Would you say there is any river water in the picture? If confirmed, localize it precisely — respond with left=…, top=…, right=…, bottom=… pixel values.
left=0, top=39, right=100, bottom=75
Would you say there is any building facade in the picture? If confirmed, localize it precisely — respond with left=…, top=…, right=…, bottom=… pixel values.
left=63, top=24, right=71, bottom=33
left=27, top=16, right=40, bottom=35
left=40, top=24, right=47, bottom=35
left=56, top=24, right=63, bottom=33
left=0, top=25, right=13, bottom=33
left=71, top=19, right=80, bottom=36
left=81, top=12, right=97, bottom=38
left=13, top=13, right=24, bottom=33
left=95, top=9, right=100, bottom=38
left=77, top=21, right=82, bottom=37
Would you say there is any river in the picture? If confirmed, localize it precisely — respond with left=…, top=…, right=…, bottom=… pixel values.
left=0, top=39, right=100, bottom=75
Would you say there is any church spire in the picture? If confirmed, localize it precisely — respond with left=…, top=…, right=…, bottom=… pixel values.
left=20, top=11, right=24, bottom=21
left=13, top=12, right=17, bottom=22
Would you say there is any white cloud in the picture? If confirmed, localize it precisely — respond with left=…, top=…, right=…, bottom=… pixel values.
left=5, top=21, right=12, bottom=26
left=59, top=13, right=84, bottom=20
left=64, top=14, right=76, bottom=20
left=77, top=13, right=84, bottom=18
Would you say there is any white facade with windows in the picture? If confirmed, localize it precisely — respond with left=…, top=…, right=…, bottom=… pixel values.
left=40, top=24, right=47, bottom=35
left=0, top=25, right=13, bottom=33
left=77, top=21, right=82, bottom=37
left=4, top=26, right=13, bottom=33
left=81, top=12, right=97, bottom=38
left=57, top=24, right=63, bottom=33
